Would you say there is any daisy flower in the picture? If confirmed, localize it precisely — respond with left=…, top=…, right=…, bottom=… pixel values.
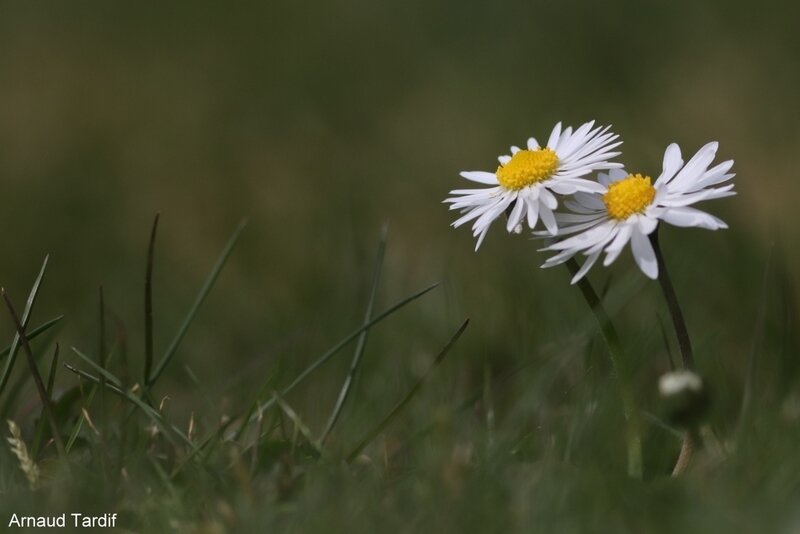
left=541, top=141, right=735, bottom=283
left=444, top=121, right=623, bottom=250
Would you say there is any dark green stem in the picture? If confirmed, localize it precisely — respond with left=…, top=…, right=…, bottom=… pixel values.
left=650, top=226, right=698, bottom=476
left=565, top=258, right=642, bottom=479
left=650, top=227, right=695, bottom=370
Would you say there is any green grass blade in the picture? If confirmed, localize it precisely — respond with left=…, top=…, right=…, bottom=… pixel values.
left=63, top=363, right=195, bottom=451
left=0, top=320, right=62, bottom=418
left=738, top=244, right=773, bottom=437
left=253, top=282, right=440, bottom=420
left=65, top=379, right=97, bottom=453
left=144, top=213, right=160, bottom=383
left=0, top=255, right=49, bottom=396
left=319, top=225, right=387, bottom=445
left=233, top=365, right=281, bottom=443
left=0, top=315, right=64, bottom=361
left=147, top=219, right=247, bottom=388
left=71, top=347, right=123, bottom=388
left=32, top=344, right=60, bottom=458
left=272, top=390, right=322, bottom=456
left=346, top=318, right=469, bottom=462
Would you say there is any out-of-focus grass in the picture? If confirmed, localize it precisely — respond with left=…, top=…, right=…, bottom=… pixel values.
left=1, top=1, right=799, bottom=532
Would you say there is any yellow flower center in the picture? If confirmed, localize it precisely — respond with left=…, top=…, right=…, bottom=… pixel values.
left=603, top=174, right=656, bottom=220
left=495, top=149, right=559, bottom=190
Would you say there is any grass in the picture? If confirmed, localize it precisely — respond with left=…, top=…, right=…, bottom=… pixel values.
left=0, top=215, right=797, bottom=533
left=1, top=3, right=800, bottom=531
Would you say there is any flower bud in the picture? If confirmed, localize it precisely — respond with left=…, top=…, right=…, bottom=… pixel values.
left=658, top=370, right=709, bottom=429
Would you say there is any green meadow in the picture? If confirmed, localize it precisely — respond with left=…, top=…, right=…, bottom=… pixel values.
left=1, top=1, right=798, bottom=532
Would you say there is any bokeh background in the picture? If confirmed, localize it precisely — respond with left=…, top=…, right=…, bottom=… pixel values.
left=1, top=1, right=799, bottom=530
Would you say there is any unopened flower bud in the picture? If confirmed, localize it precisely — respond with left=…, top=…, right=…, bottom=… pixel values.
left=658, top=370, right=709, bottom=429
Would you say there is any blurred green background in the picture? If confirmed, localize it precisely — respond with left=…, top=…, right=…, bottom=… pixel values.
left=1, top=1, right=799, bottom=530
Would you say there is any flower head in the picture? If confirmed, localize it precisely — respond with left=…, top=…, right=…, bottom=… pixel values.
left=445, top=121, right=622, bottom=250
left=541, top=142, right=735, bottom=282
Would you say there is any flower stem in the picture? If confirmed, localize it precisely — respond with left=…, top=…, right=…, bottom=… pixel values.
left=650, top=227, right=697, bottom=475
left=650, top=228, right=695, bottom=370
left=565, top=258, right=642, bottom=479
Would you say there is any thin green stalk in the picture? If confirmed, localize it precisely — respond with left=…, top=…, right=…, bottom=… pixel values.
left=32, top=344, right=59, bottom=458
left=738, top=243, right=772, bottom=436
left=98, top=286, right=108, bottom=422
left=62, top=362, right=194, bottom=451
left=0, top=317, right=63, bottom=418
left=650, top=228, right=695, bottom=370
left=144, top=213, right=160, bottom=384
left=1, top=288, right=66, bottom=459
left=0, top=256, right=49, bottom=396
left=565, top=258, right=642, bottom=479
left=148, top=219, right=247, bottom=388
left=346, top=318, right=469, bottom=462
left=252, top=282, right=439, bottom=421
left=319, top=224, right=387, bottom=445
left=650, top=227, right=699, bottom=476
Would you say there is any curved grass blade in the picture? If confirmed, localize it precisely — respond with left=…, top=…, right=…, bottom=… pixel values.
left=71, top=347, right=123, bottom=388
left=346, top=318, right=469, bottom=462
left=66, top=344, right=122, bottom=452
left=169, top=365, right=282, bottom=479
left=144, top=213, right=160, bottom=383
left=0, top=318, right=63, bottom=418
left=32, top=344, right=60, bottom=458
left=62, top=363, right=195, bottom=451
left=1, top=287, right=66, bottom=459
left=565, top=257, right=642, bottom=479
left=253, top=282, right=440, bottom=420
left=65, top=378, right=98, bottom=453
left=272, top=390, right=322, bottom=456
left=234, top=364, right=281, bottom=443
left=147, top=219, right=247, bottom=388
left=0, top=316, right=64, bottom=361
left=738, top=244, right=773, bottom=438
left=0, top=256, right=49, bottom=396
left=319, top=224, right=387, bottom=445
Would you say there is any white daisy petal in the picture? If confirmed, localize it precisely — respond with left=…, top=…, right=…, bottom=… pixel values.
left=660, top=206, right=728, bottom=230
left=459, top=171, right=498, bottom=185
left=554, top=126, right=573, bottom=153
left=539, top=188, right=558, bottom=210
left=668, top=141, right=719, bottom=192
left=539, top=205, right=559, bottom=235
left=630, top=229, right=658, bottom=279
left=546, top=220, right=616, bottom=251
left=570, top=250, right=602, bottom=284
left=603, top=224, right=633, bottom=266
left=546, top=122, right=563, bottom=149
left=655, top=143, right=684, bottom=186
left=574, top=192, right=605, bottom=210
left=637, top=214, right=659, bottom=235
left=541, top=247, right=578, bottom=268
left=526, top=200, right=540, bottom=228
left=557, top=121, right=596, bottom=159
left=564, top=199, right=601, bottom=215
left=608, top=168, right=628, bottom=182
left=506, top=199, right=526, bottom=232
left=694, top=159, right=734, bottom=189
left=553, top=212, right=607, bottom=224
left=561, top=178, right=607, bottom=194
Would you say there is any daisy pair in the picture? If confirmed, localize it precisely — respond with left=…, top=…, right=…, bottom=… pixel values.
left=445, top=121, right=736, bottom=282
